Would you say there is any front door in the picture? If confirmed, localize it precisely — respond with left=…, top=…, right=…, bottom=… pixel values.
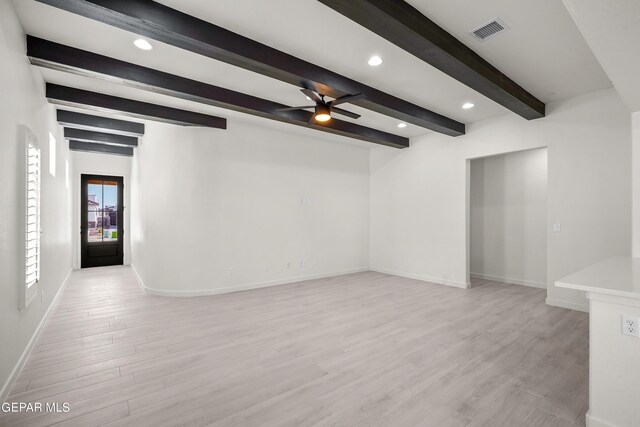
left=81, top=174, right=124, bottom=268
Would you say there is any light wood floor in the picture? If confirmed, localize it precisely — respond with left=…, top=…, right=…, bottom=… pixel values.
left=1, top=267, right=588, bottom=427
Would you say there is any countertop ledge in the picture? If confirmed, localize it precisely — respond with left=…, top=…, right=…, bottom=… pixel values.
left=555, top=257, right=640, bottom=300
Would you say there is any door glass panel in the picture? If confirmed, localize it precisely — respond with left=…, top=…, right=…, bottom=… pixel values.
left=87, top=180, right=119, bottom=243
left=87, top=180, right=102, bottom=211
left=103, top=181, right=118, bottom=242
left=87, top=180, right=102, bottom=242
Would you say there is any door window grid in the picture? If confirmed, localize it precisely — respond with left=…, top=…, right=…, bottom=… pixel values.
left=87, top=180, right=118, bottom=242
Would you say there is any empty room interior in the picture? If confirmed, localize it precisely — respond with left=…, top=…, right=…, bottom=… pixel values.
left=1, top=0, right=639, bottom=426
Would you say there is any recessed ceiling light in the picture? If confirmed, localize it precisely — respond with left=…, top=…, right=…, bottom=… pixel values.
left=462, top=102, right=475, bottom=109
left=397, top=122, right=407, bottom=128
left=368, top=56, right=383, bottom=66
left=133, top=39, right=153, bottom=51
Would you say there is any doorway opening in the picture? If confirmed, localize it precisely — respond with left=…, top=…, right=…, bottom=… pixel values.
left=466, top=148, right=548, bottom=289
left=81, top=174, right=124, bottom=268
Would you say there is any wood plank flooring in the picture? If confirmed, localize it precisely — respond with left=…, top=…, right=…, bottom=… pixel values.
left=1, top=267, right=589, bottom=426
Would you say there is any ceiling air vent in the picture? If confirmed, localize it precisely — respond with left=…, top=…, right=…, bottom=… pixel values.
left=469, top=18, right=509, bottom=42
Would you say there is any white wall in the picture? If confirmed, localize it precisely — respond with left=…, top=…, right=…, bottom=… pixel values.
left=130, top=120, right=370, bottom=295
left=633, top=111, right=640, bottom=257
left=0, top=1, right=73, bottom=399
left=562, top=0, right=640, bottom=112
left=371, top=88, right=631, bottom=310
left=470, top=148, right=548, bottom=288
left=71, top=151, right=132, bottom=267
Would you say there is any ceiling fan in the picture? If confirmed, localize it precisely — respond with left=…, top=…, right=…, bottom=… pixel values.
left=277, top=88, right=365, bottom=122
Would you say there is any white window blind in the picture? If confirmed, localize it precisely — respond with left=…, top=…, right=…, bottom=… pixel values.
left=25, top=142, right=41, bottom=289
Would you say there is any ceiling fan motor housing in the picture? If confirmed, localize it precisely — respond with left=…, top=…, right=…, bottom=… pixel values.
left=315, top=104, right=331, bottom=116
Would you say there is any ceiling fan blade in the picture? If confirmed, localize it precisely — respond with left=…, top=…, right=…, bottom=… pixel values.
left=276, top=106, right=315, bottom=111
left=330, top=93, right=365, bottom=106
left=331, top=107, right=361, bottom=119
left=300, top=88, right=321, bottom=103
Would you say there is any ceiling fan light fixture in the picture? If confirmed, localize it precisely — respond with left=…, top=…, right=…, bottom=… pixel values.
left=314, top=104, right=332, bottom=122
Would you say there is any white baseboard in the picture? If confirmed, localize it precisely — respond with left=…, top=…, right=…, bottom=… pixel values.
left=370, top=267, right=470, bottom=289
left=470, top=272, right=546, bottom=289
left=546, top=297, right=589, bottom=313
left=130, top=264, right=371, bottom=297
left=1, top=268, right=73, bottom=403
left=586, top=411, right=617, bottom=427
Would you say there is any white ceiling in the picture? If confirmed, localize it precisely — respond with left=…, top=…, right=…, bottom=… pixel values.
left=13, top=0, right=612, bottom=142
left=562, top=0, right=640, bottom=112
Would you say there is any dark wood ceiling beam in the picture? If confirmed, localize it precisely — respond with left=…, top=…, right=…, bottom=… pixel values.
left=33, top=0, right=464, bottom=136
left=57, top=110, right=145, bottom=136
left=69, top=140, right=134, bottom=156
left=47, top=84, right=227, bottom=129
left=28, top=36, right=409, bottom=148
left=63, top=128, right=139, bottom=147
left=317, top=0, right=545, bottom=120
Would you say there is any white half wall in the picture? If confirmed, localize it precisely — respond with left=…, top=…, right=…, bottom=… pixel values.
left=71, top=151, right=132, bottom=268
left=371, top=88, right=631, bottom=311
left=0, top=1, right=73, bottom=400
left=587, top=293, right=640, bottom=427
left=470, top=148, right=548, bottom=289
left=130, top=120, right=370, bottom=294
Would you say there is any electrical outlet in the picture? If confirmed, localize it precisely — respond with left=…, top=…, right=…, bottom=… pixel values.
left=227, top=268, right=233, bottom=276
left=300, top=259, right=306, bottom=267
left=622, top=315, right=640, bottom=337
left=286, top=262, right=291, bottom=269
left=553, top=224, right=562, bottom=233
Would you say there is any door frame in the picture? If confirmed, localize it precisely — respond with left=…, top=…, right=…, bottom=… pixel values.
left=80, top=173, right=125, bottom=268
left=464, top=147, right=548, bottom=287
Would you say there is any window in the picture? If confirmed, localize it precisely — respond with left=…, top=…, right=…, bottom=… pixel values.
left=20, top=126, right=40, bottom=308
